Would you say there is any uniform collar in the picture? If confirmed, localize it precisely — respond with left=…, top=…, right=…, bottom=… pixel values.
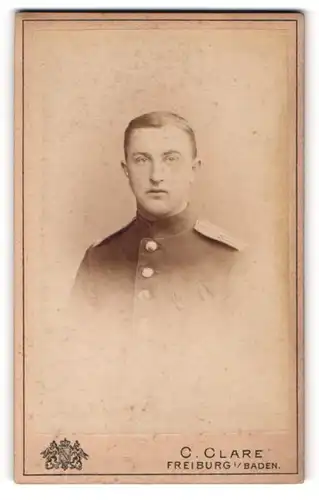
left=135, top=205, right=196, bottom=238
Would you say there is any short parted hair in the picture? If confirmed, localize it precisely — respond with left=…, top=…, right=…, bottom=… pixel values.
left=124, top=111, right=198, bottom=159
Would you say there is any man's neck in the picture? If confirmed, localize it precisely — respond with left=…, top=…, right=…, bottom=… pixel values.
left=135, top=203, right=196, bottom=238
left=137, top=202, right=188, bottom=222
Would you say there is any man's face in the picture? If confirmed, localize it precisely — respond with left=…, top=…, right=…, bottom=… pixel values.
left=122, top=125, right=200, bottom=218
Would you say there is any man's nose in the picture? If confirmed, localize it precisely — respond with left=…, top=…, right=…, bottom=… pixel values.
left=149, top=160, right=165, bottom=183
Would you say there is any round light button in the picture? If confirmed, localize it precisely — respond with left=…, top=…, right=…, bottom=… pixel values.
left=141, top=267, right=154, bottom=278
left=145, top=240, right=158, bottom=252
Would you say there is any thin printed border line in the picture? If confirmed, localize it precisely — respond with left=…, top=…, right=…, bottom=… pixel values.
left=21, top=16, right=300, bottom=477
left=20, top=18, right=296, bottom=21
left=22, top=18, right=26, bottom=476
left=24, top=472, right=298, bottom=477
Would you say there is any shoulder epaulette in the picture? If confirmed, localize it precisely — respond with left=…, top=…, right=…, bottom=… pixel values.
left=194, top=219, right=246, bottom=251
left=92, top=218, right=136, bottom=248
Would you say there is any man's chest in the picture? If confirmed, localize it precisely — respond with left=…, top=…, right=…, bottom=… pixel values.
left=91, top=235, right=235, bottom=335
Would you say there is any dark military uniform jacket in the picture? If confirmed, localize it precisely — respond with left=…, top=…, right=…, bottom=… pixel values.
left=68, top=206, right=249, bottom=433
left=73, top=205, right=243, bottom=320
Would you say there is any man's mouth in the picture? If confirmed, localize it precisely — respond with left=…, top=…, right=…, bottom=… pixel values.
left=147, top=189, right=168, bottom=194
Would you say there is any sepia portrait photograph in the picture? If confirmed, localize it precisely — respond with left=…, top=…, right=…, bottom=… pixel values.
left=14, top=11, right=304, bottom=483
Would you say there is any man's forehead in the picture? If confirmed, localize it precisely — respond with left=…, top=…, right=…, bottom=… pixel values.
left=128, top=125, right=192, bottom=150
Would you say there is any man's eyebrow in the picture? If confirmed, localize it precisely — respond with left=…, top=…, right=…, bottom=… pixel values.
left=162, top=150, right=181, bottom=156
left=131, top=151, right=151, bottom=157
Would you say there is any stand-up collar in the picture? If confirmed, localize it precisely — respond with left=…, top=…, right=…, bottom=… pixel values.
left=135, top=205, right=196, bottom=238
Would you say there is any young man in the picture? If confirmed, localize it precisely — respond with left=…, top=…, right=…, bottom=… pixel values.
left=73, top=111, right=243, bottom=314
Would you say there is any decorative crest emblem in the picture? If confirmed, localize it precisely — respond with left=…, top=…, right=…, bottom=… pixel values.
left=40, top=438, right=89, bottom=470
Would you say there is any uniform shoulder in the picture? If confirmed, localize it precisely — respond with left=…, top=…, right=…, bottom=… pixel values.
left=90, top=218, right=136, bottom=249
left=193, top=219, right=246, bottom=251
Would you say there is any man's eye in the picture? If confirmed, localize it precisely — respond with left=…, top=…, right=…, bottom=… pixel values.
left=135, top=156, right=148, bottom=164
left=165, top=155, right=178, bottom=163
left=134, top=156, right=146, bottom=163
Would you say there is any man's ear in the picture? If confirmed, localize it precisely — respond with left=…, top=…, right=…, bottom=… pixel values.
left=192, top=157, right=202, bottom=172
left=121, top=161, right=129, bottom=178
left=190, top=158, right=201, bottom=184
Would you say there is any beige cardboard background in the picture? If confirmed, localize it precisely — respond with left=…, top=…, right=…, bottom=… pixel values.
left=15, top=13, right=303, bottom=483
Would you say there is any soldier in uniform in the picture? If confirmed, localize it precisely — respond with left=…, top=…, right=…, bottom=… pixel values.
left=69, top=111, right=250, bottom=433
left=73, top=111, right=244, bottom=312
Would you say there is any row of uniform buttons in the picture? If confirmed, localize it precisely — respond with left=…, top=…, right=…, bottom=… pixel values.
left=141, top=239, right=158, bottom=278
left=138, top=239, right=159, bottom=300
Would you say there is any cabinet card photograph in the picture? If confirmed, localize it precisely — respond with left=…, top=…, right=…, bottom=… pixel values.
left=14, top=11, right=304, bottom=484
